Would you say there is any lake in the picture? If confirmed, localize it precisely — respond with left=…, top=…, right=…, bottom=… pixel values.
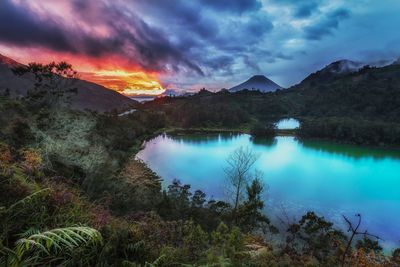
left=136, top=133, right=400, bottom=249
left=275, top=118, right=300, bottom=129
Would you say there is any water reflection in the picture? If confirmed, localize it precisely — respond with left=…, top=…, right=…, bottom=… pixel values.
left=301, top=139, right=400, bottom=160
left=137, top=133, right=400, bottom=249
left=169, top=132, right=242, bottom=145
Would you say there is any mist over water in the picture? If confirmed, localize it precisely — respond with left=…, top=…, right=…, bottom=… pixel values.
left=137, top=133, right=400, bottom=249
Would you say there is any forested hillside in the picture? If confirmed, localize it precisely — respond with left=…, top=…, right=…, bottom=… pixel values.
left=144, top=63, right=400, bottom=146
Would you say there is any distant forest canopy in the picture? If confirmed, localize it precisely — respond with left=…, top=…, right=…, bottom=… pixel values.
left=143, top=63, right=400, bottom=146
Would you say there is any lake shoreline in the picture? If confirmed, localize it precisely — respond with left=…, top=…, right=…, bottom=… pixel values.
left=139, top=130, right=400, bottom=158
left=136, top=132, right=400, bottom=251
left=138, top=126, right=400, bottom=152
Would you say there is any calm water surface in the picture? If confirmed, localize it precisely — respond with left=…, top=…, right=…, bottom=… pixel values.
left=136, top=133, right=400, bottom=249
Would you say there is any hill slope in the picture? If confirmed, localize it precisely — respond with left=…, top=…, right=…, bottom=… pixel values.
left=229, top=75, right=282, bottom=93
left=295, top=60, right=363, bottom=88
left=288, top=62, right=400, bottom=122
left=0, top=54, right=137, bottom=112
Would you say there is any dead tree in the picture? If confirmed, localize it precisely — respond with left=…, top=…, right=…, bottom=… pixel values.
left=341, top=214, right=381, bottom=267
left=224, top=146, right=259, bottom=224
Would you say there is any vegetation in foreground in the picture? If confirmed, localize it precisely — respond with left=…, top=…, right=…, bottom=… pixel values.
left=2, top=62, right=400, bottom=266
left=2, top=135, right=400, bottom=266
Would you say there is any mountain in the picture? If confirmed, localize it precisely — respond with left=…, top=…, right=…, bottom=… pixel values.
left=0, top=54, right=137, bottom=112
left=321, top=59, right=363, bottom=74
left=0, top=54, right=23, bottom=67
left=296, top=60, right=363, bottom=88
left=288, top=59, right=400, bottom=122
left=229, top=75, right=282, bottom=93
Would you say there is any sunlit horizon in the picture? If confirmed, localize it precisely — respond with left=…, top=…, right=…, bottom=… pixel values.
left=81, top=70, right=165, bottom=96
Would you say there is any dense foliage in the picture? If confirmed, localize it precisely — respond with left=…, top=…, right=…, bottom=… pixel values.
left=3, top=62, right=400, bottom=265
left=143, top=89, right=299, bottom=130
left=294, top=64, right=400, bottom=122
left=2, top=95, right=400, bottom=266
left=250, top=123, right=277, bottom=138
left=298, top=117, right=400, bottom=146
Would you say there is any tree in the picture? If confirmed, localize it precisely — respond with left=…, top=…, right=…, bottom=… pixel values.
left=224, top=146, right=259, bottom=224
left=341, top=214, right=381, bottom=266
left=191, top=190, right=206, bottom=208
left=237, top=176, right=271, bottom=233
left=355, top=236, right=382, bottom=254
left=158, top=179, right=192, bottom=220
left=13, top=61, right=78, bottom=109
left=286, top=212, right=347, bottom=264
left=182, top=221, right=208, bottom=261
left=250, top=122, right=276, bottom=138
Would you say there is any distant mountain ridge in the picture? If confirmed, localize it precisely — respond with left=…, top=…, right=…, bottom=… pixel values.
left=295, top=60, right=364, bottom=88
left=287, top=58, right=400, bottom=121
left=0, top=53, right=137, bottom=112
left=229, top=75, right=282, bottom=93
left=321, top=60, right=363, bottom=74
left=0, top=54, right=23, bottom=67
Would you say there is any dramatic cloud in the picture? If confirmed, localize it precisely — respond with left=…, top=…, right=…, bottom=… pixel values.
left=304, top=8, right=351, bottom=40
left=202, top=0, right=262, bottom=13
left=0, top=0, right=73, bottom=52
left=0, top=0, right=399, bottom=93
left=294, top=2, right=319, bottom=18
left=0, top=0, right=203, bottom=75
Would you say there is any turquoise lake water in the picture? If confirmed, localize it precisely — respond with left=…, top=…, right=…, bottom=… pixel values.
left=275, top=118, right=300, bottom=129
left=136, top=133, right=400, bottom=249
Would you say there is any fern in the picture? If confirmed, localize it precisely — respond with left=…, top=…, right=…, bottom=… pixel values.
left=11, top=226, right=102, bottom=266
left=6, top=188, right=50, bottom=215
left=121, top=255, right=166, bottom=267
left=126, top=240, right=145, bottom=255
left=17, top=227, right=40, bottom=239
left=146, top=255, right=166, bottom=267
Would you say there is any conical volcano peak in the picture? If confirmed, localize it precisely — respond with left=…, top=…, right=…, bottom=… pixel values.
left=248, top=75, right=272, bottom=82
left=229, top=74, right=282, bottom=93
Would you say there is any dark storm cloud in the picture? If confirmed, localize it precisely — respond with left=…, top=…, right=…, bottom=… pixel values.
left=100, top=4, right=204, bottom=75
left=201, top=55, right=236, bottom=76
left=276, top=52, right=293, bottom=60
left=134, top=0, right=219, bottom=39
left=304, top=8, right=351, bottom=40
left=0, top=0, right=73, bottom=52
left=0, top=0, right=123, bottom=57
left=294, top=2, right=319, bottom=18
left=0, top=0, right=204, bottom=75
left=270, top=0, right=322, bottom=18
left=244, top=15, right=274, bottom=36
left=242, top=55, right=261, bottom=72
left=131, top=0, right=279, bottom=80
left=202, top=0, right=262, bottom=13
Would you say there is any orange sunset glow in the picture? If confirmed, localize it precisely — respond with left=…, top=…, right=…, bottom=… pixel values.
left=81, top=70, right=165, bottom=96
left=0, top=45, right=165, bottom=96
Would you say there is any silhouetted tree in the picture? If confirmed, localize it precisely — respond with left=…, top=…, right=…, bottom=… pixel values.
left=237, top=176, right=271, bottom=233
left=13, top=61, right=78, bottom=109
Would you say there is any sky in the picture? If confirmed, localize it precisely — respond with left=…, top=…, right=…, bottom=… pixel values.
left=0, top=0, right=400, bottom=95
